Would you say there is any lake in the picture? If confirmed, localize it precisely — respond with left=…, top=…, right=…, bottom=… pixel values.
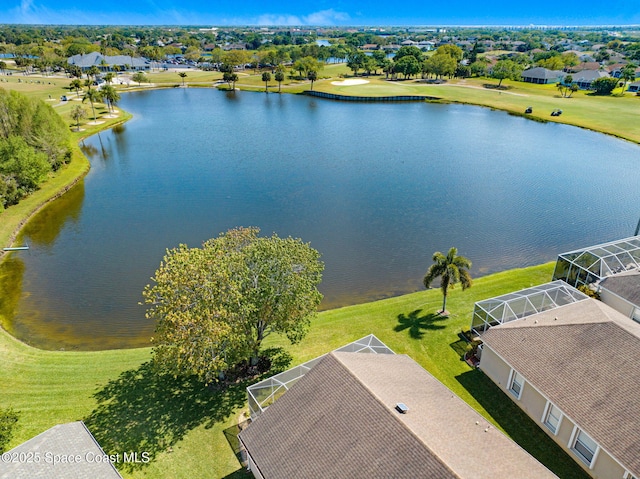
left=3, top=88, right=640, bottom=350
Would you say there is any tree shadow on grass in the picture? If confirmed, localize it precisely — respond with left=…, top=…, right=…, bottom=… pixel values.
left=455, top=369, right=591, bottom=479
left=394, top=309, right=447, bottom=339
left=85, top=348, right=292, bottom=474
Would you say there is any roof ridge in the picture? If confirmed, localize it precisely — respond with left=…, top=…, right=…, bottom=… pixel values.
left=329, top=352, right=461, bottom=478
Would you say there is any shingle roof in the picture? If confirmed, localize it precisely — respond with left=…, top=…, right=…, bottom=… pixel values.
left=0, top=421, right=122, bottom=479
left=522, top=67, right=565, bottom=80
left=240, top=352, right=557, bottom=479
left=599, top=272, right=640, bottom=307
left=67, top=52, right=149, bottom=68
left=481, top=299, right=640, bottom=477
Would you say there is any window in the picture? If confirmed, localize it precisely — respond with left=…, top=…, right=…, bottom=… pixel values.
left=571, top=429, right=598, bottom=466
left=508, top=370, right=524, bottom=399
left=624, top=473, right=638, bottom=479
left=632, top=307, right=640, bottom=324
left=543, top=403, right=562, bottom=434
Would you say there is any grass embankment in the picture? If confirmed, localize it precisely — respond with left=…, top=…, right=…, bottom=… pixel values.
left=0, top=76, right=132, bottom=251
left=0, top=262, right=589, bottom=479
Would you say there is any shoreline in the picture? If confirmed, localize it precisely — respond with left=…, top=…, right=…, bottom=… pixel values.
left=0, top=79, right=636, bottom=352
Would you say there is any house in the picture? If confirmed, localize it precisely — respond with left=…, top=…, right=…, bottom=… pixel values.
left=597, top=271, right=640, bottom=322
left=0, top=421, right=123, bottom=479
left=475, top=284, right=640, bottom=479
left=67, top=51, right=151, bottom=72
left=521, top=67, right=566, bottom=84
left=239, top=346, right=558, bottom=479
left=551, top=235, right=640, bottom=288
left=572, top=70, right=610, bottom=89
left=628, top=80, right=640, bottom=92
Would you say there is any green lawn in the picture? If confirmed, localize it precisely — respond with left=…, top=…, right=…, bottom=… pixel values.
left=0, top=262, right=589, bottom=479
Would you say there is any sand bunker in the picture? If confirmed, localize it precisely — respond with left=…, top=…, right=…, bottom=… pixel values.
left=331, top=79, right=370, bottom=86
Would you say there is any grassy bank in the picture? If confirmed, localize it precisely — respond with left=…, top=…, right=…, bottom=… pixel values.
left=0, top=262, right=589, bottom=478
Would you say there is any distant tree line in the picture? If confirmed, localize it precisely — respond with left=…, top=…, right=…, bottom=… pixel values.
left=0, top=89, right=71, bottom=211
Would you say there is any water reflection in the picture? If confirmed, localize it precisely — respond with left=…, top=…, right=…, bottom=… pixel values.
left=0, top=256, right=25, bottom=335
left=20, top=182, right=85, bottom=248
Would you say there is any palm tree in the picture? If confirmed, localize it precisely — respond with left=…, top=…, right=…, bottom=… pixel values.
left=423, top=247, right=472, bottom=315
left=178, top=71, right=187, bottom=87
left=307, top=70, right=318, bottom=90
left=275, top=69, right=285, bottom=93
left=82, top=87, right=102, bottom=120
left=262, top=71, right=271, bottom=92
left=101, top=85, right=120, bottom=113
left=69, top=79, right=83, bottom=97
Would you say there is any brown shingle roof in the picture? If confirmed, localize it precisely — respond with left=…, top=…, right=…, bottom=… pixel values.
left=240, top=352, right=557, bottom=479
left=482, top=300, right=640, bottom=477
left=599, top=272, right=640, bottom=307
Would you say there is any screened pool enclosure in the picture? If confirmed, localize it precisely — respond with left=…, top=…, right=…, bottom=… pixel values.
left=552, top=236, right=640, bottom=288
left=470, top=281, right=589, bottom=335
left=247, top=334, right=394, bottom=419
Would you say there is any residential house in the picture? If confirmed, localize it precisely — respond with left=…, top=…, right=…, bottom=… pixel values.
left=573, top=70, right=610, bottom=89
left=474, top=284, right=640, bottom=479
left=0, top=421, right=123, bottom=479
left=628, top=80, right=640, bottom=92
left=598, top=271, right=640, bottom=322
left=240, top=350, right=558, bottom=479
left=521, top=67, right=566, bottom=84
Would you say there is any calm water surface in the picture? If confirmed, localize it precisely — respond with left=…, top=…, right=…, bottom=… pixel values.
left=3, top=89, right=640, bottom=349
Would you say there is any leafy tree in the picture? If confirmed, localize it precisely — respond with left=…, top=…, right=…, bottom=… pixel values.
left=435, top=44, right=463, bottom=62
left=70, top=104, right=87, bottom=131
left=538, top=56, right=564, bottom=70
left=346, top=50, right=367, bottom=76
left=261, top=71, right=271, bottom=92
left=178, top=71, right=187, bottom=87
left=0, top=408, right=19, bottom=453
left=394, top=55, right=420, bottom=79
left=423, top=247, right=472, bottom=314
left=132, top=71, right=148, bottom=86
left=491, top=59, right=523, bottom=87
left=0, top=89, right=70, bottom=170
left=82, top=87, right=102, bottom=120
left=222, top=71, right=238, bottom=90
left=0, top=136, right=51, bottom=193
left=394, top=45, right=423, bottom=63
left=274, top=68, right=285, bottom=93
left=144, top=227, right=324, bottom=383
left=590, top=77, right=619, bottom=95
left=0, top=61, right=6, bottom=74
left=424, top=53, right=457, bottom=79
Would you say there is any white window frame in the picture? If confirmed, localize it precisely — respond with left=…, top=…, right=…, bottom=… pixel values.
left=507, top=369, right=524, bottom=399
left=541, top=401, right=563, bottom=435
left=624, top=473, right=638, bottom=479
left=569, top=426, right=599, bottom=469
left=631, top=307, right=640, bottom=324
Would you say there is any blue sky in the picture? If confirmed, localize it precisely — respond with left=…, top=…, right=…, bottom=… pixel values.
left=5, top=0, right=640, bottom=26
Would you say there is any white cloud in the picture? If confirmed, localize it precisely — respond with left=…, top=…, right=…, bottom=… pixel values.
left=303, top=9, right=350, bottom=25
